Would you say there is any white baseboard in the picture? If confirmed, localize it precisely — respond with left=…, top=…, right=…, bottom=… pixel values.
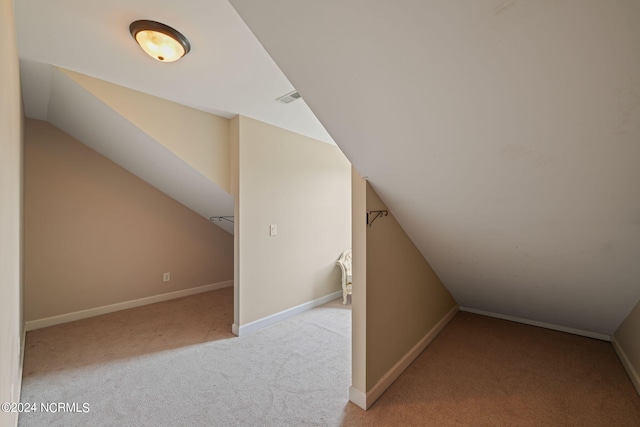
left=12, top=329, right=26, bottom=426
left=233, top=290, right=343, bottom=337
left=350, top=304, right=459, bottom=410
left=459, top=307, right=611, bottom=341
left=25, top=280, right=233, bottom=331
left=611, top=335, right=640, bottom=397
left=348, top=387, right=367, bottom=410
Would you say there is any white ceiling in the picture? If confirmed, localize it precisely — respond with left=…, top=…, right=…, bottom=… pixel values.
left=46, top=66, right=236, bottom=234
left=15, top=0, right=337, bottom=235
left=15, top=0, right=640, bottom=335
left=15, top=0, right=333, bottom=144
left=230, top=0, right=640, bottom=335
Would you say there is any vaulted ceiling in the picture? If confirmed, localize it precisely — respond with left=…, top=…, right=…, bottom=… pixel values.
left=229, top=0, right=640, bottom=335
left=15, top=0, right=334, bottom=235
left=16, top=0, right=332, bottom=143
left=15, top=0, right=640, bottom=335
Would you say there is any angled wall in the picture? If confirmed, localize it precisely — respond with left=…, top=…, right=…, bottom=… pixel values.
left=613, top=299, right=640, bottom=396
left=38, top=68, right=234, bottom=233
left=24, top=119, right=233, bottom=325
left=232, top=116, right=351, bottom=333
left=366, top=182, right=457, bottom=388
left=230, top=0, right=640, bottom=337
left=350, top=171, right=457, bottom=410
left=0, top=1, right=24, bottom=425
left=59, top=68, right=231, bottom=192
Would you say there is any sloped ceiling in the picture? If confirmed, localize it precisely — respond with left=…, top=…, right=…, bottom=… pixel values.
left=230, top=0, right=640, bottom=334
left=47, top=66, right=236, bottom=234
left=15, top=0, right=337, bottom=235
left=15, top=0, right=333, bottom=144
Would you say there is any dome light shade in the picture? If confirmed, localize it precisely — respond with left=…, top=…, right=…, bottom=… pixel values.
left=130, top=20, right=191, bottom=62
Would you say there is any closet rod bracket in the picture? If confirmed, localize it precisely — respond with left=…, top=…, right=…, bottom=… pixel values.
left=366, top=210, right=389, bottom=227
left=210, top=216, right=234, bottom=223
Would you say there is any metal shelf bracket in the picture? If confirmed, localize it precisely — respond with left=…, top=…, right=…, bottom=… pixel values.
left=210, top=216, right=234, bottom=223
left=366, top=210, right=389, bottom=227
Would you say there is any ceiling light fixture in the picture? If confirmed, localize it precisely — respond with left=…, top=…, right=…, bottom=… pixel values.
left=129, top=20, right=191, bottom=63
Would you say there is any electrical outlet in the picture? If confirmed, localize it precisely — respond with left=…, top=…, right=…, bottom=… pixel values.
left=163, top=272, right=170, bottom=282
left=270, top=224, right=277, bottom=236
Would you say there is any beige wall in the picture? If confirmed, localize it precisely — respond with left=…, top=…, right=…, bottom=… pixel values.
left=234, top=116, right=351, bottom=325
left=229, top=116, right=240, bottom=327
left=60, top=68, right=231, bottom=192
left=24, top=119, right=234, bottom=321
left=351, top=168, right=367, bottom=394
left=614, top=298, right=640, bottom=394
left=365, top=182, right=457, bottom=390
left=0, top=0, right=23, bottom=425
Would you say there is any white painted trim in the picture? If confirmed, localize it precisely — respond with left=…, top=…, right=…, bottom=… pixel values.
left=459, top=307, right=611, bottom=341
left=25, top=280, right=233, bottom=331
left=351, top=305, right=459, bottom=410
left=13, top=329, right=26, bottom=421
left=611, top=335, right=640, bottom=397
left=231, top=323, right=239, bottom=336
left=348, top=386, right=367, bottom=410
left=235, top=290, right=343, bottom=336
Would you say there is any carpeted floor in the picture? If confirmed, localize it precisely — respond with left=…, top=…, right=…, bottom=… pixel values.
left=20, top=287, right=351, bottom=426
left=19, top=288, right=640, bottom=426
left=341, top=311, right=640, bottom=426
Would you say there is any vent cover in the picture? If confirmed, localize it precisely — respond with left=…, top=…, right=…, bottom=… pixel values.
left=276, top=90, right=301, bottom=104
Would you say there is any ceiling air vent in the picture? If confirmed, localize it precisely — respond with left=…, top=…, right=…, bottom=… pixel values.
left=276, top=90, right=301, bottom=104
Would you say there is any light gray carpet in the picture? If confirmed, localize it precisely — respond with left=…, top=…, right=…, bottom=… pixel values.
left=19, top=289, right=352, bottom=427
left=22, top=289, right=640, bottom=426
